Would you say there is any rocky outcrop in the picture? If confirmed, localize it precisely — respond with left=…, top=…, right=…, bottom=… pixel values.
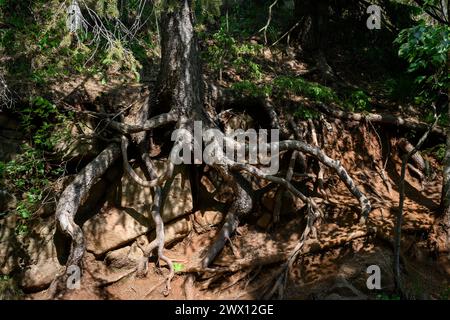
left=0, top=215, right=63, bottom=292
left=19, top=219, right=63, bottom=292
left=193, top=210, right=224, bottom=231
left=21, top=260, right=62, bottom=292
left=103, top=210, right=223, bottom=271
left=149, top=216, right=192, bottom=246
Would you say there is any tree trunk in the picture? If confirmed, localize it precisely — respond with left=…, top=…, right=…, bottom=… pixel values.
left=294, top=0, right=329, bottom=51
left=155, top=0, right=209, bottom=125
left=294, top=0, right=333, bottom=78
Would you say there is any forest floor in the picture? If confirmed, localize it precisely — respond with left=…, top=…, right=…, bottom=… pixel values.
left=9, top=39, right=449, bottom=300
left=29, top=108, right=450, bottom=300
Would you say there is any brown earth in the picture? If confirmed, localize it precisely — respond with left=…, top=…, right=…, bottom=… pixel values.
left=23, top=116, right=450, bottom=300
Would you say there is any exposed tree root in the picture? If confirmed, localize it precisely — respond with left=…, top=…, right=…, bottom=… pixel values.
left=183, top=274, right=195, bottom=300
left=278, top=140, right=371, bottom=221
left=273, top=151, right=297, bottom=224
left=108, top=111, right=178, bottom=134
left=308, top=119, right=326, bottom=197
left=48, top=0, right=373, bottom=297
left=260, top=227, right=375, bottom=299
left=395, top=115, right=438, bottom=294
left=121, top=135, right=174, bottom=187
left=49, top=143, right=121, bottom=298
left=316, top=102, right=445, bottom=137
left=184, top=228, right=374, bottom=276
left=398, top=138, right=426, bottom=172
left=202, top=170, right=253, bottom=268
left=262, top=201, right=321, bottom=300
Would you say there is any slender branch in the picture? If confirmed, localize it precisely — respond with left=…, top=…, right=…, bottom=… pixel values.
left=259, top=0, right=279, bottom=45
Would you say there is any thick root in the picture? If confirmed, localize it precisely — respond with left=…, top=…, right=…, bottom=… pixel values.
left=202, top=170, right=253, bottom=268
left=49, top=143, right=121, bottom=298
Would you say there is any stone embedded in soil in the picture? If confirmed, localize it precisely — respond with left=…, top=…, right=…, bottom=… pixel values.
left=83, top=162, right=193, bottom=256
left=83, top=207, right=149, bottom=256
left=0, top=215, right=19, bottom=274
left=105, top=242, right=144, bottom=270
left=194, top=210, right=224, bottom=228
left=1, top=215, right=62, bottom=283
left=103, top=216, right=192, bottom=271
left=8, top=217, right=64, bottom=292
left=20, top=259, right=63, bottom=292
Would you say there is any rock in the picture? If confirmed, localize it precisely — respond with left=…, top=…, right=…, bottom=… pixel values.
left=83, top=162, right=192, bottom=256
left=0, top=215, right=19, bottom=274
left=104, top=216, right=193, bottom=271
left=1, top=215, right=64, bottom=291
left=84, top=252, right=136, bottom=285
left=20, top=259, right=62, bottom=292
left=159, top=163, right=193, bottom=217
left=21, top=219, right=58, bottom=264
left=105, top=246, right=131, bottom=269
left=105, top=242, right=144, bottom=270
left=0, top=215, right=63, bottom=292
left=16, top=217, right=63, bottom=291
left=83, top=207, right=149, bottom=256
left=0, top=190, right=16, bottom=212
left=194, top=210, right=224, bottom=228
left=120, top=161, right=193, bottom=218
left=119, top=166, right=153, bottom=211
left=321, top=277, right=367, bottom=300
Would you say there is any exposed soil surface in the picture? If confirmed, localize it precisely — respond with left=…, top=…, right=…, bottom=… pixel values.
left=27, top=119, right=450, bottom=300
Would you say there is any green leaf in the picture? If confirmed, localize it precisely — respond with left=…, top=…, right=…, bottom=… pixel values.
left=173, top=262, right=185, bottom=273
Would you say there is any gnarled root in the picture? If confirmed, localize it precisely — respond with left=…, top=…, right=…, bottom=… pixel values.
left=278, top=140, right=371, bottom=222
left=202, top=170, right=253, bottom=268
left=48, top=143, right=121, bottom=298
left=262, top=202, right=321, bottom=300
left=121, top=136, right=175, bottom=296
